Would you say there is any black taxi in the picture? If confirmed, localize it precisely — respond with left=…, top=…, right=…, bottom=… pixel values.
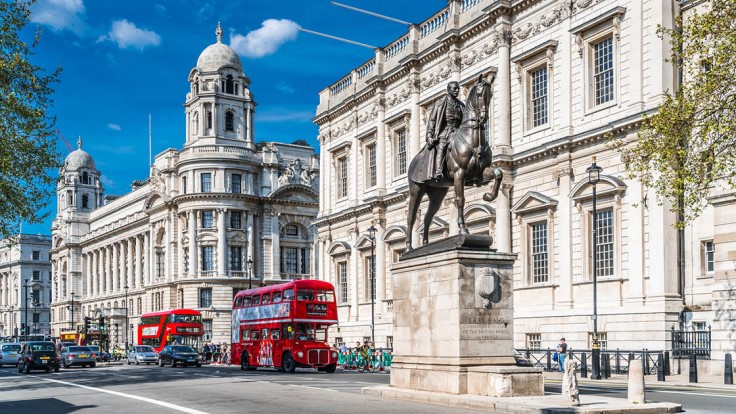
left=18, top=341, right=60, bottom=373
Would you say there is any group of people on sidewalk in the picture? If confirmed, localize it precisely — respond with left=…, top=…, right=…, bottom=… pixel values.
left=200, top=342, right=229, bottom=365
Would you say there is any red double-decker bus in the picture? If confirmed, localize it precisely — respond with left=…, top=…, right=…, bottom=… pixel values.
left=231, top=280, right=339, bottom=373
left=138, top=309, right=204, bottom=353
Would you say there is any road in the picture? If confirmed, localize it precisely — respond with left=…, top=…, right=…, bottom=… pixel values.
left=2, top=364, right=735, bottom=413
left=545, top=379, right=736, bottom=414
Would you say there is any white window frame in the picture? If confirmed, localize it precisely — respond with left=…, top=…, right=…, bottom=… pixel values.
left=572, top=7, right=625, bottom=113
left=512, top=40, right=556, bottom=134
left=394, top=127, right=408, bottom=177
left=702, top=239, right=715, bottom=275
left=337, top=157, right=349, bottom=199
left=511, top=192, right=557, bottom=287
left=529, top=221, right=549, bottom=284
left=338, top=262, right=349, bottom=304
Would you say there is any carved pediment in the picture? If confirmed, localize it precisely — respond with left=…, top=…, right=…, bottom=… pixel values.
left=327, top=240, right=351, bottom=256
left=268, top=184, right=319, bottom=203
left=511, top=191, right=558, bottom=216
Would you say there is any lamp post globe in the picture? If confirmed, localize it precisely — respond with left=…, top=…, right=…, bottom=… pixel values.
left=586, top=156, right=603, bottom=380
left=247, top=257, right=254, bottom=290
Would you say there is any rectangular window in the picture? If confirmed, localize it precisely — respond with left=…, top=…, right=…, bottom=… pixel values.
left=201, top=210, right=214, bottom=228
left=201, top=173, right=212, bottom=192
left=367, top=144, right=377, bottom=188
left=594, top=209, right=614, bottom=277
left=32, top=251, right=40, bottom=260
left=704, top=240, right=715, bottom=273
left=230, top=246, right=243, bottom=271
left=182, top=177, right=187, bottom=195
left=530, top=222, right=549, bottom=283
left=156, top=252, right=164, bottom=278
left=285, top=224, right=298, bottom=236
left=526, top=333, right=542, bottom=350
left=365, top=255, right=375, bottom=301
left=201, top=246, right=214, bottom=271
left=593, top=37, right=614, bottom=105
left=203, top=319, right=213, bottom=341
left=300, top=248, right=308, bottom=274
left=283, top=247, right=298, bottom=274
left=338, top=158, right=348, bottom=199
left=396, top=128, right=407, bottom=176
left=199, top=288, right=212, bottom=308
left=338, top=262, right=348, bottom=304
left=231, top=173, right=242, bottom=194
left=32, top=270, right=40, bottom=280
left=530, top=67, right=548, bottom=128
left=230, top=211, right=242, bottom=229
left=589, top=332, right=608, bottom=350
left=31, top=290, right=40, bottom=304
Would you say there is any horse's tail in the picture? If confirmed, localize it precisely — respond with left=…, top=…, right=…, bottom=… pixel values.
left=483, top=168, right=503, bottom=202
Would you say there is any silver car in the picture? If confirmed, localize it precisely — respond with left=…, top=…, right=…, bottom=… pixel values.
left=60, top=346, right=97, bottom=368
left=127, top=345, right=159, bottom=365
left=0, top=343, right=21, bottom=367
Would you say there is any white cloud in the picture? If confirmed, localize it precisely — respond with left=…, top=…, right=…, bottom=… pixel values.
left=108, top=123, right=121, bottom=131
left=30, top=0, right=87, bottom=35
left=99, top=19, right=161, bottom=51
left=230, top=19, right=299, bottom=58
left=276, top=81, right=295, bottom=94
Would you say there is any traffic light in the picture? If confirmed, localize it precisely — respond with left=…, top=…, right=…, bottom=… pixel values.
left=20, top=323, right=26, bottom=335
left=84, top=317, right=90, bottom=333
left=98, top=316, right=105, bottom=332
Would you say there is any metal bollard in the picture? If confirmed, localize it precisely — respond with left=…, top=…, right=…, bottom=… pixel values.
left=615, top=350, right=621, bottom=375
left=604, top=354, right=611, bottom=378
left=725, top=353, right=733, bottom=385
left=581, top=352, right=588, bottom=378
left=689, top=354, right=698, bottom=383
left=664, top=351, right=671, bottom=376
left=657, top=353, right=665, bottom=381
left=547, top=350, right=552, bottom=372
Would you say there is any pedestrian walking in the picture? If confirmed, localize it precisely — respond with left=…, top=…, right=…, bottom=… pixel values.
left=557, top=338, right=568, bottom=372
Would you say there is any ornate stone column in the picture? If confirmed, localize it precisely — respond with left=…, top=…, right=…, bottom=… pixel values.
left=218, top=208, right=228, bottom=277
left=112, top=242, right=119, bottom=293
left=135, top=236, right=142, bottom=288
left=187, top=211, right=197, bottom=278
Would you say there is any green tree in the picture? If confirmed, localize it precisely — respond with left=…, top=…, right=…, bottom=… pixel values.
left=0, top=0, right=61, bottom=238
left=616, top=0, right=736, bottom=228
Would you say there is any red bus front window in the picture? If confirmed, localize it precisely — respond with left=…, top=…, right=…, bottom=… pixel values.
left=296, top=323, right=315, bottom=340
left=283, top=323, right=294, bottom=340
left=243, top=296, right=252, bottom=306
left=283, top=289, right=294, bottom=301
left=316, top=290, right=335, bottom=302
left=296, top=290, right=314, bottom=301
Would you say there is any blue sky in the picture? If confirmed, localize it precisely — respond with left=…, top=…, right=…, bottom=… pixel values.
left=20, top=0, right=441, bottom=235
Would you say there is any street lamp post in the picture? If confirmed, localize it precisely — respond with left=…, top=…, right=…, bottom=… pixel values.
left=247, top=257, right=254, bottom=290
left=124, top=285, right=129, bottom=351
left=367, top=225, right=377, bottom=346
left=587, top=156, right=603, bottom=380
left=23, top=280, right=29, bottom=342
left=70, top=292, right=75, bottom=331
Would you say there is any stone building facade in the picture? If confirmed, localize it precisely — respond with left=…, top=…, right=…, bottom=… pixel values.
left=49, top=26, right=320, bottom=346
left=314, top=0, right=735, bottom=361
left=0, top=234, right=53, bottom=338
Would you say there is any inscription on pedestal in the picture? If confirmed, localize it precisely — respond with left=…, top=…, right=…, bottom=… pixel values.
left=461, top=323, right=511, bottom=340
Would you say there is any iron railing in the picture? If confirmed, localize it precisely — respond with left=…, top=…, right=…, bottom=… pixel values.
left=517, top=348, right=666, bottom=376
left=671, top=325, right=711, bottom=359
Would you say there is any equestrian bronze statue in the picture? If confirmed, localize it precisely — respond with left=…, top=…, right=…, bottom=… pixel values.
left=406, top=75, right=503, bottom=251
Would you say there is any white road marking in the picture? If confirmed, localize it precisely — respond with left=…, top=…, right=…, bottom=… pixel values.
left=28, top=375, right=210, bottom=414
left=288, top=384, right=338, bottom=392
left=655, top=389, right=736, bottom=398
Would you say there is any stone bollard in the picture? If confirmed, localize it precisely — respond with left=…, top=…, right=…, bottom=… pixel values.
left=725, top=353, right=733, bottom=385
left=562, top=359, right=580, bottom=406
left=628, top=359, right=646, bottom=404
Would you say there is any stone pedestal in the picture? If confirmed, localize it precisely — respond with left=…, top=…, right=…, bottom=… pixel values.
left=390, top=242, right=543, bottom=397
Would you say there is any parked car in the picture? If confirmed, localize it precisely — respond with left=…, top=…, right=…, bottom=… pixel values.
left=127, top=345, right=159, bottom=365
left=158, top=345, right=201, bottom=368
left=60, top=346, right=97, bottom=368
left=0, top=343, right=21, bottom=367
left=513, top=350, right=534, bottom=367
left=17, top=341, right=60, bottom=373
left=86, top=345, right=109, bottom=362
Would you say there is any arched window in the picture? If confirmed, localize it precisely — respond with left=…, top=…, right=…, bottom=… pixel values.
left=226, top=75, right=234, bottom=94
left=225, top=111, right=234, bottom=131
left=81, top=194, right=89, bottom=209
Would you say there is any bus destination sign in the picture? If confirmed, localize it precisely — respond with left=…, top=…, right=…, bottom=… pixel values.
left=306, top=303, right=327, bottom=316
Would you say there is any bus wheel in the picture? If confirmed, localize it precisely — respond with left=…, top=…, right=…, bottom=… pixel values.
left=325, top=363, right=337, bottom=374
left=282, top=352, right=296, bottom=373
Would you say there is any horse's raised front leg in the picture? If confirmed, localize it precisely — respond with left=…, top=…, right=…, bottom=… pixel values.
left=405, top=180, right=424, bottom=252
left=483, top=168, right=504, bottom=202
left=454, top=171, right=469, bottom=235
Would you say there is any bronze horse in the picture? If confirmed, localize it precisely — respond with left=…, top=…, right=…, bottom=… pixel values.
left=406, top=75, right=503, bottom=251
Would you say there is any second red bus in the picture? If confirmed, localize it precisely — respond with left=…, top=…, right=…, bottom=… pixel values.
left=138, top=309, right=204, bottom=353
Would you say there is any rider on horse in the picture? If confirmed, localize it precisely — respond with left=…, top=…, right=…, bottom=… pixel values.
left=425, top=81, right=465, bottom=180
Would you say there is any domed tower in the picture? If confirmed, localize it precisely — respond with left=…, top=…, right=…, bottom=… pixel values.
left=185, top=23, right=255, bottom=148
left=57, top=137, right=103, bottom=214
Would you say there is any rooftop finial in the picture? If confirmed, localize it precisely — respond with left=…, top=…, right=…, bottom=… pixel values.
left=216, top=22, right=222, bottom=43
left=77, top=136, right=82, bottom=149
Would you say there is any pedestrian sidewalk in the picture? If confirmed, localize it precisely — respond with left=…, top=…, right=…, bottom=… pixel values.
left=543, top=370, right=735, bottom=390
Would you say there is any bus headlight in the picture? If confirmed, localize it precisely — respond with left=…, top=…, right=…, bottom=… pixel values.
left=297, top=351, right=304, bottom=358
left=331, top=351, right=337, bottom=358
